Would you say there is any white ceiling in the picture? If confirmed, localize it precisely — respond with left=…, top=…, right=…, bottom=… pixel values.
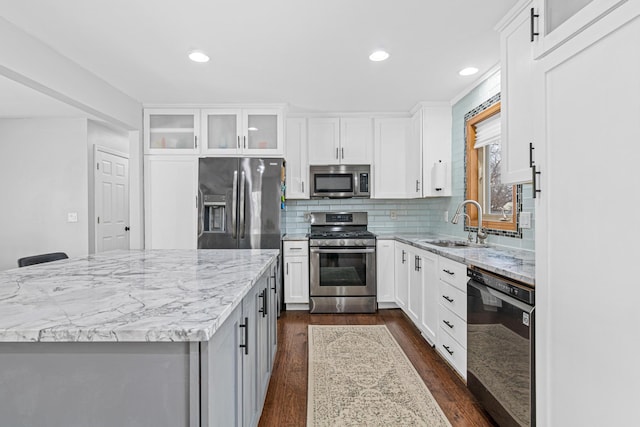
left=0, top=0, right=516, bottom=113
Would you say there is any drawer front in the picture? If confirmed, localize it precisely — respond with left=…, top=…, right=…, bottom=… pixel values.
left=438, top=257, right=467, bottom=290
left=438, top=304, right=467, bottom=348
left=284, top=241, right=308, bottom=257
left=438, top=280, right=466, bottom=321
left=437, top=327, right=467, bottom=380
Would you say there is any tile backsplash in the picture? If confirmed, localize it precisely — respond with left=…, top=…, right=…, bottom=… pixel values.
left=284, top=69, right=534, bottom=251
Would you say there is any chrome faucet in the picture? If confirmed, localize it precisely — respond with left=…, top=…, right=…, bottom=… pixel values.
left=451, top=200, right=488, bottom=244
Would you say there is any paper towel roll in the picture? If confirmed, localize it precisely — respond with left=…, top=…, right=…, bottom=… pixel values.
left=432, top=161, right=446, bottom=192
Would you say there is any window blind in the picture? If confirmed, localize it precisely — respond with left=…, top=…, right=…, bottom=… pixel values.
left=473, top=112, right=501, bottom=149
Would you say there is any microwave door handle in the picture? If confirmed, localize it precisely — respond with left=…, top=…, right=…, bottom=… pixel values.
left=231, top=170, right=238, bottom=239
left=239, top=170, right=246, bottom=239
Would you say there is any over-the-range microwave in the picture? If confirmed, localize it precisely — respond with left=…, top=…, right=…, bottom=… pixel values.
left=309, top=165, right=370, bottom=199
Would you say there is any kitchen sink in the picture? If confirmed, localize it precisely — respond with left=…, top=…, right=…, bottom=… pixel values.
left=423, top=239, right=489, bottom=248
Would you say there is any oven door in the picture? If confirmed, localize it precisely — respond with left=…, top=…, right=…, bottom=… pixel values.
left=309, top=247, right=376, bottom=297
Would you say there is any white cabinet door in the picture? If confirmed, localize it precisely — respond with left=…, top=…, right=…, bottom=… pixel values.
left=419, top=250, right=438, bottom=345
left=254, top=276, right=270, bottom=417
left=201, top=109, right=243, bottom=155
left=144, top=109, right=200, bottom=154
left=534, top=6, right=640, bottom=425
left=340, top=118, right=373, bottom=164
left=242, top=109, right=284, bottom=156
left=532, top=0, right=627, bottom=58
left=283, top=241, right=309, bottom=305
left=421, top=105, right=452, bottom=197
left=499, top=1, right=536, bottom=184
left=394, top=242, right=410, bottom=311
left=241, top=283, right=259, bottom=427
left=308, top=118, right=340, bottom=165
left=144, top=156, right=197, bottom=249
left=406, top=249, right=423, bottom=326
left=373, top=118, right=410, bottom=199
left=407, top=110, right=423, bottom=198
left=376, top=239, right=396, bottom=303
left=284, top=118, right=309, bottom=199
left=200, top=303, right=243, bottom=427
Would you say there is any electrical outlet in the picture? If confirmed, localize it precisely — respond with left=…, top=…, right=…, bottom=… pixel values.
left=390, top=210, right=398, bottom=220
left=520, top=212, right=531, bottom=229
left=303, top=212, right=311, bottom=222
left=67, top=212, right=78, bottom=223
left=444, top=211, right=449, bottom=222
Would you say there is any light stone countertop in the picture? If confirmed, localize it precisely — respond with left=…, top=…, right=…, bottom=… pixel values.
left=0, top=249, right=279, bottom=343
left=375, top=233, right=535, bottom=286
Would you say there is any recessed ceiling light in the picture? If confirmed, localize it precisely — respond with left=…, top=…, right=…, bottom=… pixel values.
left=459, top=67, right=479, bottom=76
left=188, top=50, right=210, bottom=63
left=369, top=50, right=390, bottom=62
left=248, top=127, right=259, bottom=131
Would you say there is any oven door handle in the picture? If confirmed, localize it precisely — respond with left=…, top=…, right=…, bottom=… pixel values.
left=310, top=247, right=375, bottom=254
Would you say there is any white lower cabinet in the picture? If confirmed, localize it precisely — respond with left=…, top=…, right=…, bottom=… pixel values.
left=376, top=239, right=396, bottom=305
left=201, top=261, right=276, bottom=427
left=435, top=257, right=467, bottom=379
left=283, top=240, right=309, bottom=308
left=418, top=250, right=438, bottom=346
left=394, top=242, right=410, bottom=311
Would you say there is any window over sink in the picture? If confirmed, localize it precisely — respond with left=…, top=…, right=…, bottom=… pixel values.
left=465, top=95, right=523, bottom=237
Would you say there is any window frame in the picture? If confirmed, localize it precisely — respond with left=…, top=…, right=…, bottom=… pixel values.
left=465, top=101, right=518, bottom=233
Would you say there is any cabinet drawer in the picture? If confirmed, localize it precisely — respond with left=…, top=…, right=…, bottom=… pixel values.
left=283, top=241, right=308, bottom=257
left=438, top=304, right=467, bottom=348
left=437, top=327, right=466, bottom=380
left=438, top=257, right=467, bottom=290
left=438, top=280, right=466, bottom=321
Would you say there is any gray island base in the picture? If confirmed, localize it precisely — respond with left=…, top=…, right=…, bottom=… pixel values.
left=0, top=249, right=280, bottom=427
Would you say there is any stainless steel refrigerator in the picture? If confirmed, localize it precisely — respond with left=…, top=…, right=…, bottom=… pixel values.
left=198, top=157, right=283, bottom=250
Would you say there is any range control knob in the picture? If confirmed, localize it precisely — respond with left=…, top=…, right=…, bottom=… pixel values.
left=339, top=239, right=346, bottom=246
left=356, top=240, right=364, bottom=246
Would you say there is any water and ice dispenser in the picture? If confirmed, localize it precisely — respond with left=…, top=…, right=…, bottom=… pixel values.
left=203, top=195, right=226, bottom=233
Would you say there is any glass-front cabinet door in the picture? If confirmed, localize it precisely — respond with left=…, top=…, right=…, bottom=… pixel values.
left=201, top=109, right=243, bottom=155
left=242, top=109, right=283, bottom=155
left=144, top=109, right=200, bottom=154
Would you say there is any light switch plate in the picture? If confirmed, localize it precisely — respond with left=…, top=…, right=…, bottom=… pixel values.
left=520, top=212, right=531, bottom=229
left=444, top=211, right=449, bottom=222
left=67, top=212, right=78, bottom=223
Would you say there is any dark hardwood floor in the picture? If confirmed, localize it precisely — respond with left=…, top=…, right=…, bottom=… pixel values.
left=259, top=309, right=496, bottom=426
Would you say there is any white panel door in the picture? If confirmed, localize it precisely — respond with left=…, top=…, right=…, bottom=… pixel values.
left=376, top=239, right=396, bottom=303
left=284, top=118, right=309, bottom=199
left=534, top=6, right=640, bottom=426
left=96, top=149, right=129, bottom=252
left=307, top=118, right=340, bottom=165
left=373, top=118, right=410, bottom=199
left=394, top=243, right=409, bottom=310
left=407, top=249, right=423, bottom=326
left=340, top=117, right=373, bottom=164
left=407, top=110, right=423, bottom=198
left=144, top=156, right=197, bottom=249
left=419, top=250, right=438, bottom=345
left=284, top=256, right=309, bottom=304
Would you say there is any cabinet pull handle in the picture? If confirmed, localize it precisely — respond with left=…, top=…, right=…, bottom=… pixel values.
left=529, top=142, right=535, bottom=168
left=442, top=295, right=454, bottom=303
left=341, top=147, right=344, bottom=159
left=194, top=135, right=198, bottom=149
left=442, top=345, right=454, bottom=355
left=415, top=255, right=421, bottom=271
left=302, top=181, right=304, bottom=193
left=243, top=136, right=247, bottom=149
left=401, top=250, right=406, bottom=264
left=286, top=262, right=289, bottom=275
left=336, top=148, right=339, bottom=159
left=530, top=7, right=540, bottom=42
left=532, top=164, right=542, bottom=199
left=259, top=289, right=267, bottom=317
left=237, top=135, right=240, bottom=148
left=416, top=180, right=420, bottom=192
left=443, top=320, right=454, bottom=329
left=443, top=269, right=455, bottom=276
left=239, top=317, right=249, bottom=355
left=271, top=272, right=277, bottom=293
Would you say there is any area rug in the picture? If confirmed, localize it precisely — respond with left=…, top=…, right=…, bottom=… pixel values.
left=307, top=325, right=452, bottom=426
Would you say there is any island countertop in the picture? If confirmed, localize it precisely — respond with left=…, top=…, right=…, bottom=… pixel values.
left=0, top=249, right=279, bottom=343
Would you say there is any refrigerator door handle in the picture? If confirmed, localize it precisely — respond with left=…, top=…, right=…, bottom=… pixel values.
left=232, top=170, right=238, bottom=239
left=239, top=170, right=246, bottom=238
left=197, top=187, right=204, bottom=239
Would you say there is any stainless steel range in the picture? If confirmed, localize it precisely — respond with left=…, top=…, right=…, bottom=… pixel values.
left=308, top=212, right=377, bottom=314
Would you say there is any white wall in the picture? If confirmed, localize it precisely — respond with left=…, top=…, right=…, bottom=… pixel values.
left=87, top=120, right=130, bottom=253
left=0, top=118, right=89, bottom=270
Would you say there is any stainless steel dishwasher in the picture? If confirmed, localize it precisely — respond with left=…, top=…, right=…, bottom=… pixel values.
left=467, top=267, right=535, bottom=427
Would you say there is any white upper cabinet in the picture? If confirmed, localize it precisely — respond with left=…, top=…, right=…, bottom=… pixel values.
left=284, top=118, right=309, bottom=199
left=201, top=108, right=284, bottom=156
left=497, top=1, right=536, bottom=184
left=308, top=117, right=373, bottom=165
left=407, top=111, right=423, bottom=198
left=416, top=104, right=452, bottom=197
left=373, top=118, right=411, bottom=199
left=144, top=109, right=200, bottom=155
left=531, top=0, right=627, bottom=58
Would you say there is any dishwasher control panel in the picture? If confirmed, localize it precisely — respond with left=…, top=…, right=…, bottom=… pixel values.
left=467, top=267, right=535, bottom=305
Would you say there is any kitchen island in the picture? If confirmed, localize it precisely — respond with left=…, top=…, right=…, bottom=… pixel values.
left=0, top=249, right=279, bottom=427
